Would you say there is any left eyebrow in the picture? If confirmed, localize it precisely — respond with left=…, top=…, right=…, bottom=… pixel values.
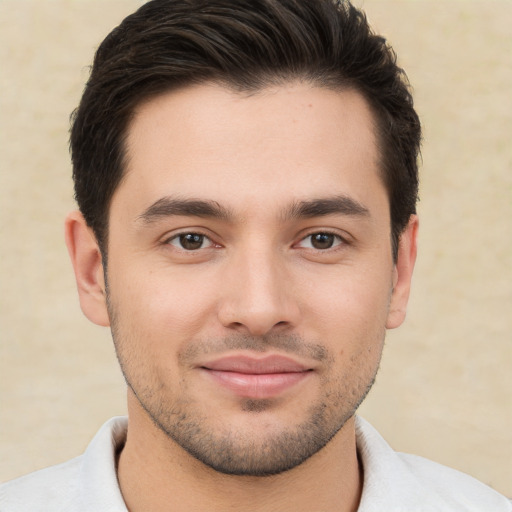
left=137, top=196, right=234, bottom=224
left=283, top=195, right=370, bottom=220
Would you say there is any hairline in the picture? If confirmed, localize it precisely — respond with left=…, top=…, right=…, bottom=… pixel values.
left=97, top=77, right=403, bottom=266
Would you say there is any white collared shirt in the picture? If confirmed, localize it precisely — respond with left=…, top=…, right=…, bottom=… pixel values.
left=1, top=416, right=510, bottom=511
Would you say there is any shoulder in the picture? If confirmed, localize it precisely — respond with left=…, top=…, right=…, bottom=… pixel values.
left=397, top=451, right=512, bottom=511
left=0, top=417, right=128, bottom=512
left=0, top=457, right=82, bottom=511
left=355, top=416, right=512, bottom=512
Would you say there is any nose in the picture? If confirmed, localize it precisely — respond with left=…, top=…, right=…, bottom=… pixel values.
left=217, top=246, right=300, bottom=337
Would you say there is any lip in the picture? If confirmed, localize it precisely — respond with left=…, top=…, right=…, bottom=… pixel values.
left=199, top=355, right=312, bottom=399
left=202, top=354, right=309, bottom=373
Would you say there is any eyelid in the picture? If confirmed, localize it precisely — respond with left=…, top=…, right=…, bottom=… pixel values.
left=159, top=227, right=351, bottom=251
left=294, top=229, right=350, bottom=250
left=162, top=228, right=221, bottom=250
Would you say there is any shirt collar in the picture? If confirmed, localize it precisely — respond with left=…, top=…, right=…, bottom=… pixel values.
left=77, top=415, right=507, bottom=511
left=79, top=416, right=128, bottom=512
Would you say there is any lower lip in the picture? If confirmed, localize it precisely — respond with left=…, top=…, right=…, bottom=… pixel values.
left=203, top=369, right=311, bottom=399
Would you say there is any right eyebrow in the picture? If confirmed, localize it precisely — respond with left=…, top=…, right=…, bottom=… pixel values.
left=137, top=196, right=234, bottom=224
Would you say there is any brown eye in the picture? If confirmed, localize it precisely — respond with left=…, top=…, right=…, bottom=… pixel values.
left=180, top=233, right=204, bottom=250
left=297, top=232, right=343, bottom=250
left=168, top=233, right=210, bottom=250
left=310, top=233, right=336, bottom=249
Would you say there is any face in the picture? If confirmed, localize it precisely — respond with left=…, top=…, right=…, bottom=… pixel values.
left=68, top=83, right=417, bottom=476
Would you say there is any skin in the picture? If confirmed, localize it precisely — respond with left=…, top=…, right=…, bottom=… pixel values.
left=65, top=83, right=418, bottom=512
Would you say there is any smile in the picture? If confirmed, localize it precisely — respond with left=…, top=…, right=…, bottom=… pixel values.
left=199, top=355, right=313, bottom=399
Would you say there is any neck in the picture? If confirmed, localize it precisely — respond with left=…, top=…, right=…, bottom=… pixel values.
left=118, top=396, right=362, bottom=512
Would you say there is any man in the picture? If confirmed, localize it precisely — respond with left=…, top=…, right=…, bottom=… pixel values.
left=1, top=0, right=510, bottom=510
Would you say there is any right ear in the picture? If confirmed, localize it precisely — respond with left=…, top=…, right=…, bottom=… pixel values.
left=64, top=211, right=110, bottom=327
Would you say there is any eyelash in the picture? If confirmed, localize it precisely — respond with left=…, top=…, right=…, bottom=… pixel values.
left=165, top=231, right=217, bottom=251
left=164, top=230, right=348, bottom=252
left=296, top=231, right=347, bottom=251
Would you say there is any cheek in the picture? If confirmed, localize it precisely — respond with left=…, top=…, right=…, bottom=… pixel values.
left=303, top=267, right=392, bottom=353
left=107, top=263, right=219, bottom=349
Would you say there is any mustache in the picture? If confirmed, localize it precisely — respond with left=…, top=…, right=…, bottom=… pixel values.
left=179, top=333, right=332, bottom=364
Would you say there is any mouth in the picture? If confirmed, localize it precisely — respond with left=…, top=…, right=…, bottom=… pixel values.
left=199, top=354, right=313, bottom=399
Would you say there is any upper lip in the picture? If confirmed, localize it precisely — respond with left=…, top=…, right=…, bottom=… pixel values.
left=200, top=354, right=310, bottom=374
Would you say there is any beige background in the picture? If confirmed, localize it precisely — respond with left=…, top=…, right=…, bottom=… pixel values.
left=1, top=0, right=511, bottom=497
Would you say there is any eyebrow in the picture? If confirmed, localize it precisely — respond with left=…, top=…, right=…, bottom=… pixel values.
left=283, top=195, right=370, bottom=220
left=137, top=194, right=370, bottom=225
left=138, top=196, right=233, bottom=224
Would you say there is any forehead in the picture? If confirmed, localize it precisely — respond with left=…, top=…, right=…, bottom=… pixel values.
left=116, top=83, right=385, bottom=218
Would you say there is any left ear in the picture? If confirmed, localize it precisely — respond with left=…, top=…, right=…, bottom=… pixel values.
left=386, top=215, right=419, bottom=329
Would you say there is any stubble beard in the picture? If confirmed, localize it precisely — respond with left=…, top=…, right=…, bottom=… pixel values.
left=107, top=301, right=382, bottom=476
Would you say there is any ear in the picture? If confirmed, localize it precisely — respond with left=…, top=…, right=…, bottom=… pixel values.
left=64, top=211, right=110, bottom=327
left=386, top=215, right=419, bottom=329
